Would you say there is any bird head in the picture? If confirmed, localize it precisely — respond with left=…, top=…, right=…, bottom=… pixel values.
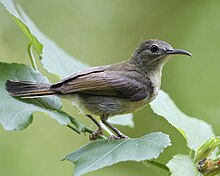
left=131, top=39, right=192, bottom=72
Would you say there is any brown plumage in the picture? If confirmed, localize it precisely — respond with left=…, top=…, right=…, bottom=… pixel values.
left=5, top=39, right=192, bottom=140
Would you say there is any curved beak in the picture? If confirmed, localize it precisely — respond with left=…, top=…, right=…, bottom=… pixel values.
left=166, top=49, right=192, bottom=57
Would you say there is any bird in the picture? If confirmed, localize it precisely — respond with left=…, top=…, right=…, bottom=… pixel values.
left=5, top=39, right=192, bottom=140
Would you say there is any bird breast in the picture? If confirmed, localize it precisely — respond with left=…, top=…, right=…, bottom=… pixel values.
left=69, top=93, right=149, bottom=117
left=147, top=70, right=161, bottom=102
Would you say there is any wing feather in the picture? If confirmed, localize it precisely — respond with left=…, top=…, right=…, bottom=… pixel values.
left=51, top=65, right=150, bottom=101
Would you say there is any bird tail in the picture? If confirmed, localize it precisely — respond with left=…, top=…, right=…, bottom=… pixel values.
left=5, top=80, right=56, bottom=98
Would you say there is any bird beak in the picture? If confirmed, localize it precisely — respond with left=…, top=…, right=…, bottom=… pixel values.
left=166, top=49, right=192, bottom=57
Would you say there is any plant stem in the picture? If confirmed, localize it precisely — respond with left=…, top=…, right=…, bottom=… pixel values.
left=146, top=160, right=170, bottom=172
left=67, top=124, right=80, bottom=134
left=28, top=43, right=38, bottom=72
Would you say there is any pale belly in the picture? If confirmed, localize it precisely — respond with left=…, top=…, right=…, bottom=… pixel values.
left=69, top=94, right=149, bottom=117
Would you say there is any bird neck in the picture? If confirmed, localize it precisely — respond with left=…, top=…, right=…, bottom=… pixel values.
left=129, top=56, right=168, bottom=76
left=129, top=55, right=171, bottom=90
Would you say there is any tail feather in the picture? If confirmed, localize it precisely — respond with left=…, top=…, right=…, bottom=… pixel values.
left=5, top=80, right=55, bottom=98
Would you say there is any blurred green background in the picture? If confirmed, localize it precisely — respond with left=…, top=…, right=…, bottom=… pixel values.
left=1, top=0, right=220, bottom=175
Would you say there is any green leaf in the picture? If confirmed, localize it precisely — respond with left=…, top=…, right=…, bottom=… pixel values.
left=0, top=0, right=43, bottom=54
left=108, top=113, right=134, bottom=128
left=167, top=154, right=203, bottom=176
left=0, top=0, right=88, bottom=78
left=0, top=62, right=70, bottom=130
left=64, top=132, right=171, bottom=176
left=150, top=90, right=215, bottom=151
left=1, top=0, right=135, bottom=128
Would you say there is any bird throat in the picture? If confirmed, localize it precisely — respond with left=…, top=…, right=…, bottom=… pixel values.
left=130, top=55, right=170, bottom=75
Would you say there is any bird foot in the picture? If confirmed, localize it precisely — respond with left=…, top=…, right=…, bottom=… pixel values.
left=89, top=128, right=103, bottom=141
left=108, top=134, right=129, bottom=142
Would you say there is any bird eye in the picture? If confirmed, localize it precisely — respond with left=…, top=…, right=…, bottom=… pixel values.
left=150, top=45, right=159, bottom=53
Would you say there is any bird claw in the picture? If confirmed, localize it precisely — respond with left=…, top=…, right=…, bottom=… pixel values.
left=89, top=128, right=103, bottom=141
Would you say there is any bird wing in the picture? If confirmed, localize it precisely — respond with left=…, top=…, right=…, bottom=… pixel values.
left=52, top=66, right=150, bottom=101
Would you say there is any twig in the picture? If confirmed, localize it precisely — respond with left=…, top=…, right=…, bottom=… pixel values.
left=67, top=124, right=80, bottom=134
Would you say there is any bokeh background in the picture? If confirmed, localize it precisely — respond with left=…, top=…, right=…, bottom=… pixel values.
left=1, top=0, right=220, bottom=175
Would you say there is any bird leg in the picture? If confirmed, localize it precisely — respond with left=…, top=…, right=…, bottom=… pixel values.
left=101, top=114, right=128, bottom=141
left=86, top=114, right=103, bottom=140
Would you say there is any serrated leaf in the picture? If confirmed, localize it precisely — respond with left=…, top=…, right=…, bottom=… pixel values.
left=0, top=62, right=70, bottom=130
left=108, top=113, right=134, bottom=127
left=150, top=90, right=214, bottom=151
left=167, top=154, right=203, bottom=176
left=64, top=132, right=171, bottom=176
left=0, top=0, right=88, bottom=78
